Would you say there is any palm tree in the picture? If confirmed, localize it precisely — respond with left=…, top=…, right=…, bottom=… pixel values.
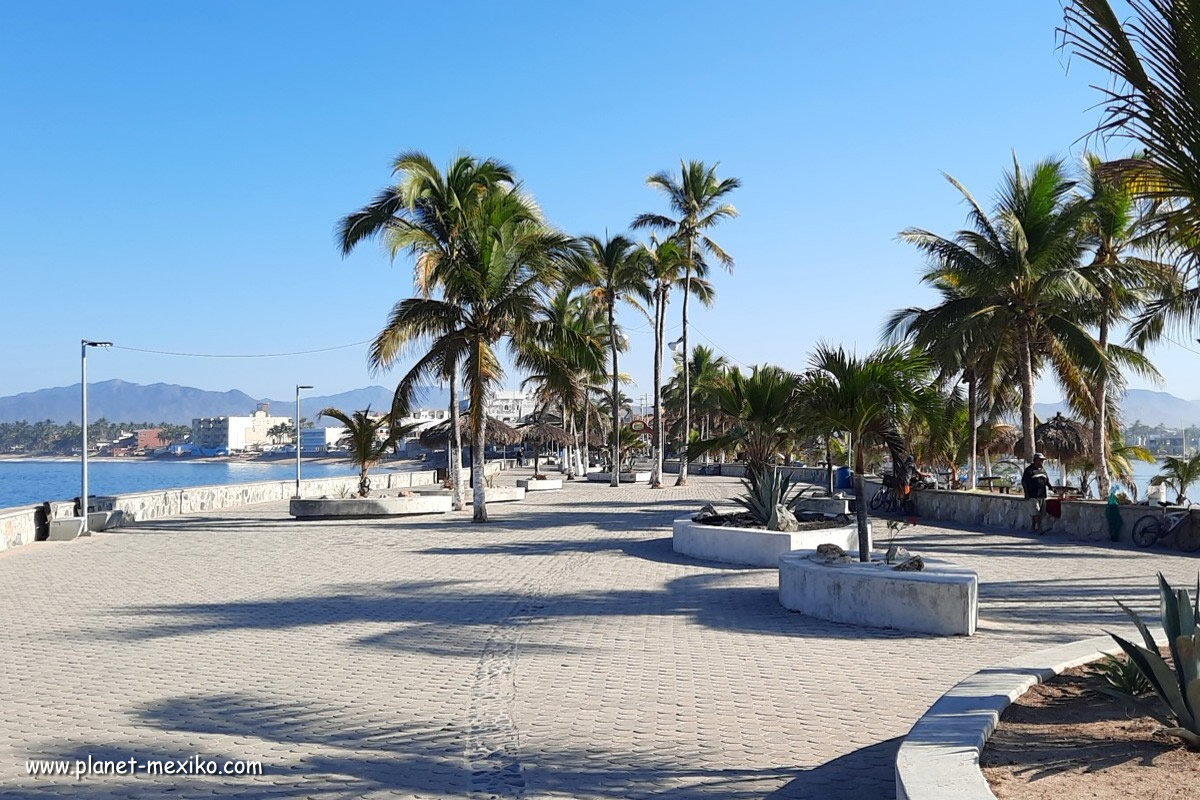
left=318, top=407, right=403, bottom=497
left=633, top=161, right=740, bottom=486
left=1062, top=1, right=1200, bottom=341
left=898, top=157, right=1104, bottom=462
left=518, top=287, right=607, bottom=479
left=364, top=183, right=574, bottom=521
left=575, top=234, right=652, bottom=486
left=634, top=237, right=714, bottom=487
left=1152, top=453, right=1200, bottom=504
left=664, top=345, right=728, bottom=451
left=338, top=152, right=515, bottom=512
left=688, top=365, right=801, bottom=474
left=798, top=344, right=936, bottom=561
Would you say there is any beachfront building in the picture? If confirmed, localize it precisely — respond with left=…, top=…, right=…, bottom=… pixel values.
left=486, top=390, right=538, bottom=424
left=299, top=426, right=346, bottom=453
left=191, top=402, right=294, bottom=455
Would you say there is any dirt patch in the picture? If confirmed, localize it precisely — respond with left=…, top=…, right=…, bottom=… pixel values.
left=982, top=656, right=1198, bottom=800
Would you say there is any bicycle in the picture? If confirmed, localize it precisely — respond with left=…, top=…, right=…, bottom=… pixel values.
left=1131, top=501, right=1200, bottom=552
left=870, top=482, right=895, bottom=512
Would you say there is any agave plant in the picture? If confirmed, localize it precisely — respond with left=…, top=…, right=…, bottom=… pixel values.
left=734, top=466, right=797, bottom=529
left=1110, top=573, right=1200, bottom=748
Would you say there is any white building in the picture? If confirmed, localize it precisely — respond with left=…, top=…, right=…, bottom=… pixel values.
left=300, top=427, right=346, bottom=453
left=192, top=402, right=294, bottom=454
left=486, top=390, right=538, bottom=423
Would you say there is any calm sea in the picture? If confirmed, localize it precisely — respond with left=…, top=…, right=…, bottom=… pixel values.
left=0, top=459, right=363, bottom=510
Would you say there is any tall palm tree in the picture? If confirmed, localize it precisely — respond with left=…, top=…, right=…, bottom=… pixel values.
left=898, top=157, right=1105, bottom=462
left=664, top=345, right=728, bottom=450
left=365, top=183, right=575, bottom=521
left=576, top=235, right=652, bottom=486
left=634, top=237, right=714, bottom=487
left=798, top=345, right=937, bottom=561
left=338, top=152, right=515, bottom=511
left=318, top=407, right=407, bottom=497
left=633, top=161, right=740, bottom=486
left=518, top=287, right=607, bottom=478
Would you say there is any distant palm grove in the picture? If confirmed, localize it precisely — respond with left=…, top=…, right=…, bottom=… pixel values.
left=330, top=0, right=1200, bottom=523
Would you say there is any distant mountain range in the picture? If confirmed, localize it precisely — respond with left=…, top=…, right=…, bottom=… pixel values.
left=0, top=380, right=451, bottom=425
left=1035, top=389, right=1200, bottom=428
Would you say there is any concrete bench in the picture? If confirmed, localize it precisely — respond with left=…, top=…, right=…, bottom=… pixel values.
left=47, top=518, right=85, bottom=541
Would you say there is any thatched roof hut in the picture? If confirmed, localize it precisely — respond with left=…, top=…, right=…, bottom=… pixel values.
left=418, top=414, right=520, bottom=448
left=519, top=421, right=572, bottom=447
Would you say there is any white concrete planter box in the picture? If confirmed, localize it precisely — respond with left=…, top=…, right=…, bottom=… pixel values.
left=778, top=553, right=978, bottom=636
left=792, top=496, right=851, bottom=518
left=672, top=517, right=863, bottom=568
left=587, top=471, right=651, bottom=483
left=516, top=478, right=562, bottom=491
left=289, top=495, right=452, bottom=519
left=477, top=487, right=526, bottom=503
left=47, top=518, right=85, bottom=541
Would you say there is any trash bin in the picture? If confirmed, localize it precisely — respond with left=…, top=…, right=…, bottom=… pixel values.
left=835, top=466, right=853, bottom=490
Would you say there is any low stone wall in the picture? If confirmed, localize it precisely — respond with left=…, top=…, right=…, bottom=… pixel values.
left=92, top=469, right=438, bottom=523
left=873, top=480, right=1196, bottom=545
left=660, top=461, right=830, bottom=485
left=1, top=501, right=75, bottom=553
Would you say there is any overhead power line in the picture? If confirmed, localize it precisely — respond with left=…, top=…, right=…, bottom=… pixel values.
left=110, top=339, right=373, bottom=359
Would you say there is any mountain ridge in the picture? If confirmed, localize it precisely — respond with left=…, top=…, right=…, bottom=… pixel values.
left=0, top=380, right=451, bottom=425
left=1035, top=388, right=1200, bottom=428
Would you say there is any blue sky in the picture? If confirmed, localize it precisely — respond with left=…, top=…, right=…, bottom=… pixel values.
left=3, top=0, right=1194, bottom=406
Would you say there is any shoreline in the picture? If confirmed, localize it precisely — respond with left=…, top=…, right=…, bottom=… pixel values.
left=0, top=453, right=357, bottom=466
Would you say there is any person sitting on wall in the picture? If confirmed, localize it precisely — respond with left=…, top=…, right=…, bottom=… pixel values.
left=1021, top=452, right=1051, bottom=534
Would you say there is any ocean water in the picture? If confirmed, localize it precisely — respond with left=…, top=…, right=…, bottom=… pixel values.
left=0, top=459, right=362, bottom=510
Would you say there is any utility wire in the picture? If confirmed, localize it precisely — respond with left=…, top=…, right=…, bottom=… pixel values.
left=688, top=322, right=751, bottom=369
left=110, top=339, right=373, bottom=359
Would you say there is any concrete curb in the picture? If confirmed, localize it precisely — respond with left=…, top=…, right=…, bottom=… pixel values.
left=895, top=632, right=1166, bottom=799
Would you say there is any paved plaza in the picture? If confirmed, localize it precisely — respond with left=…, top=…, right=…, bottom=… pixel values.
left=2, top=472, right=1198, bottom=799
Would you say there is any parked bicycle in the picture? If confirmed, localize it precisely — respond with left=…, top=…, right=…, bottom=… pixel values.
left=1131, top=502, right=1200, bottom=552
left=869, top=478, right=896, bottom=512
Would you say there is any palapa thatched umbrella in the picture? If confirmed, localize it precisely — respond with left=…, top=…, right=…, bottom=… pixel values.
left=1026, top=413, right=1090, bottom=463
left=418, top=413, right=520, bottom=449
left=519, top=421, right=571, bottom=477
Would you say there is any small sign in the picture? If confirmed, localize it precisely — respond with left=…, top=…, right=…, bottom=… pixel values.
left=629, top=420, right=648, bottom=433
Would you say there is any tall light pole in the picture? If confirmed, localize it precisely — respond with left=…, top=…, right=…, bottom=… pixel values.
left=295, top=384, right=313, bottom=498
left=81, top=340, right=112, bottom=534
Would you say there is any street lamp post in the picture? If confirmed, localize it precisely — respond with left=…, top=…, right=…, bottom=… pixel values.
left=295, top=384, right=313, bottom=498
left=81, top=340, right=112, bottom=534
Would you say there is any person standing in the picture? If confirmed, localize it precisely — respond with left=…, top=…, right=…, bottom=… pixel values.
left=1022, top=453, right=1051, bottom=534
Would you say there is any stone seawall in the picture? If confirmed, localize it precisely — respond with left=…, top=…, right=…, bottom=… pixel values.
left=0, top=469, right=437, bottom=553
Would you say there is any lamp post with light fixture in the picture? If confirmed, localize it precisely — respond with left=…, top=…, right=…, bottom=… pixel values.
left=81, top=340, right=112, bottom=534
left=295, top=384, right=313, bottom=498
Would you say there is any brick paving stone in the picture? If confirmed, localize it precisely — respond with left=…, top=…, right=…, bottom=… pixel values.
left=1, top=472, right=1197, bottom=798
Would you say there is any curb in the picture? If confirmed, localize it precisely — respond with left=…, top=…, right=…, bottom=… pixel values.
left=894, top=631, right=1166, bottom=799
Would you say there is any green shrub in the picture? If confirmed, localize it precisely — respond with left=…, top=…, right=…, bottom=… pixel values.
left=1091, top=652, right=1152, bottom=699
left=735, top=466, right=797, bottom=528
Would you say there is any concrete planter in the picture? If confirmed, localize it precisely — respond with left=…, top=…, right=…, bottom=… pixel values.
left=672, top=517, right=863, bottom=568
left=87, top=510, right=124, bottom=532
left=475, top=487, right=526, bottom=503
left=778, top=553, right=978, bottom=636
left=587, top=471, right=651, bottom=483
left=516, top=478, right=562, bottom=491
left=289, top=495, right=452, bottom=519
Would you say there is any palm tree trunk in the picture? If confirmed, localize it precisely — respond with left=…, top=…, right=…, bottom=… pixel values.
left=582, top=397, right=590, bottom=476
left=1094, top=315, right=1111, bottom=497
left=609, top=299, right=620, bottom=488
left=449, top=363, right=464, bottom=511
left=677, top=247, right=692, bottom=487
left=571, top=414, right=583, bottom=477
left=854, top=445, right=870, bottom=562
left=826, top=440, right=834, bottom=496
left=1018, top=324, right=1036, bottom=462
left=967, top=370, right=978, bottom=490
left=470, top=347, right=488, bottom=523
left=651, top=291, right=665, bottom=488
left=561, top=401, right=573, bottom=479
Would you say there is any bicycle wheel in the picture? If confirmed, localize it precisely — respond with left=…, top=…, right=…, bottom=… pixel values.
left=869, top=488, right=885, bottom=511
left=1131, top=515, right=1163, bottom=548
left=1176, top=522, right=1200, bottom=553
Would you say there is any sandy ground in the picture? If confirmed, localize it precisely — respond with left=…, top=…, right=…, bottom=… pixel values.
left=982, top=658, right=1197, bottom=799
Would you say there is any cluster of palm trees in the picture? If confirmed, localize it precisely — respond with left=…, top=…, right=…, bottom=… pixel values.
left=338, top=153, right=738, bottom=522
